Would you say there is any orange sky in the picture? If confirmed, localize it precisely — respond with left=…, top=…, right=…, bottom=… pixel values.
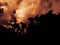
left=0, top=0, right=60, bottom=29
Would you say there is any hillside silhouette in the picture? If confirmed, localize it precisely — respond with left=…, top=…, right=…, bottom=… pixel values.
left=0, top=10, right=60, bottom=40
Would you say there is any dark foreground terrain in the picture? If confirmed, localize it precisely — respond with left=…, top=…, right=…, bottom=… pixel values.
left=0, top=10, right=60, bottom=40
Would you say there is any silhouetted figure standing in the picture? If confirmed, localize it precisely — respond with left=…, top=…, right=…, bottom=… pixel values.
left=20, top=22, right=26, bottom=34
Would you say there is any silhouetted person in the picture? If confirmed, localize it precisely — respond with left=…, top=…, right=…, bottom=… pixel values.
left=0, top=8, right=4, bottom=13
left=20, top=22, right=26, bottom=34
